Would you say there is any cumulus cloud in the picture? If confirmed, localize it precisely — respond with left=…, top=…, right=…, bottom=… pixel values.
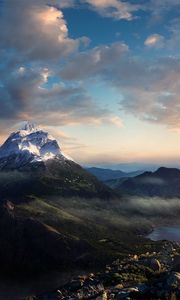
left=0, top=0, right=123, bottom=131
left=0, top=65, right=123, bottom=129
left=0, top=1, right=79, bottom=60
left=1, top=0, right=179, bottom=137
left=60, top=42, right=180, bottom=129
left=144, top=34, right=165, bottom=49
left=61, top=42, right=129, bottom=80
left=144, top=19, right=180, bottom=50
left=83, top=0, right=140, bottom=20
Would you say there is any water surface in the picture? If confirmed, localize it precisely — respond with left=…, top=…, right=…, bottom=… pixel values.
left=147, top=226, right=180, bottom=243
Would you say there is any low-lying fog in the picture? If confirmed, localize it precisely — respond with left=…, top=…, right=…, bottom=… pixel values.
left=49, top=195, right=180, bottom=230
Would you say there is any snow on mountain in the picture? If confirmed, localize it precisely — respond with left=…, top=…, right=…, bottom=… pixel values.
left=0, top=122, right=69, bottom=165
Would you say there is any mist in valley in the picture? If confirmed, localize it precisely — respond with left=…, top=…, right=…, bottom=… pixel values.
left=45, top=195, right=180, bottom=234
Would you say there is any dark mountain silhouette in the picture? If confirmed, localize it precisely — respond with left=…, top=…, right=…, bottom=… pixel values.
left=117, top=167, right=180, bottom=197
left=86, top=167, right=143, bottom=182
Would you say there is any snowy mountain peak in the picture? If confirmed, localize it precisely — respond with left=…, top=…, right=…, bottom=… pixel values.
left=0, top=123, right=70, bottom=169
left=21, top=122, right=39, bottom=133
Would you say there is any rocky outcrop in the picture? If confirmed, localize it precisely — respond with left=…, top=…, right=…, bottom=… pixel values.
left=31, top=242, right=180, bottom=300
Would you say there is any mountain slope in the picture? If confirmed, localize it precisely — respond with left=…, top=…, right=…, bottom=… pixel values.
left=0, top=159, right=115, bottom=199
left=0, top=123, right=116, bottom=199
left=117, top=167, right=180, bottom=197
left=0, top=200, right=94, bottom=275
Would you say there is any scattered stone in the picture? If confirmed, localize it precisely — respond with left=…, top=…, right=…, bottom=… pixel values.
left=115, top=284, right=124, bottom=290
left=167, top=272, right=180, bottom=288
left=32, top=241, right=180, bottom=300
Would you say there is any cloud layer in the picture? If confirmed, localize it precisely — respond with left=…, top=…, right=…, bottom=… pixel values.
left=0, top=1, right=79, bottom=61
left=0, top=0, right=180, bottom=153
left=61, top=42, right=180, bottom=128
left=0, top=0, right=123, bottom=132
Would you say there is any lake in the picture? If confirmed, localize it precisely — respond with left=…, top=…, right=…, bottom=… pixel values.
left=147, top=226, right=180, bottom=243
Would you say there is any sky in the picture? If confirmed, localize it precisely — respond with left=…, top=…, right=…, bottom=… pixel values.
left=0, top=0, right=180, bottom=168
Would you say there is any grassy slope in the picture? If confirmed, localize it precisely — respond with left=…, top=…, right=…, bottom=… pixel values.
left=15, top=196, right=163, bottom=260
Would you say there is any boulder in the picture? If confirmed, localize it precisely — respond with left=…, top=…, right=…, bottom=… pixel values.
left=150, top=258, right=161, bottom=272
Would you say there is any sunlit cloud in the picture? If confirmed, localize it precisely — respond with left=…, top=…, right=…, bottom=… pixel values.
left=144, top=34, right=165, bottom=48
left=83, top=0, right=140, bottom=20
left=0, top=1, right=80, bottom=60
left=0, top=0, right=180, bottom=164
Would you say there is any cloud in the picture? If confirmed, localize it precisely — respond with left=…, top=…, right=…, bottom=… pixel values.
left=0, top=1, right=80, bottom=61
left=123, top=196, right=180, bottom=217
left=146, top=0, right=180, bottom=15
left=79, top=0, right=180, bottom=23
left=119, top=59, right=180, bottom=128
left=144, top=20, right=180, bottom=50
left=60, top=42, right=180, bottom=129
left=144, top=34, right=165, bottom=49
left=1, top=0, right=179, bottom=136
left=166, top=18, right=180, bottom=50
left=83, top=0, right=140, bottom=20
left=0, top=0, right=123, bottom=130
left=139, top=0, right=180, bottom=24
left=61, top=42, right=129, bottom=80
left=57, top=0, right=75, bottom=8
left=0, top=65, right=123, bottom=129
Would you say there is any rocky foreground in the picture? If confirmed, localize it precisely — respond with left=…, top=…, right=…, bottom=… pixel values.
left=26, top=241, right=180, bottom=300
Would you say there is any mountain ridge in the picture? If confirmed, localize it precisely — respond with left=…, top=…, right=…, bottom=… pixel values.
left=86, top=167, right=143, bottom=182
left=116, top=166, right=180, bottom=197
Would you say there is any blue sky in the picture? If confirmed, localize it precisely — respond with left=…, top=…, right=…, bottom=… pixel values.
left=0, top=0, right=180, bottom=166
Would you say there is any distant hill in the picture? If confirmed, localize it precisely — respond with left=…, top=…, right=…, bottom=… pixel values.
left=117, top=167, right=180, bottom=197
left=87, top=163, right=160, bottom=173
left=104, top=177, right=130, bottom=189
left=86, top=167, right=143, bottom=182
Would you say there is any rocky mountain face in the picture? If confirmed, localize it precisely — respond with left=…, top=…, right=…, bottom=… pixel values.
left=0, top=123, right=115, bottom=199
left=29, top=242, right=180, bottom=300
left=116, top=167, right=180, bottom=197
left=0, top=122, right=63, bottom=170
